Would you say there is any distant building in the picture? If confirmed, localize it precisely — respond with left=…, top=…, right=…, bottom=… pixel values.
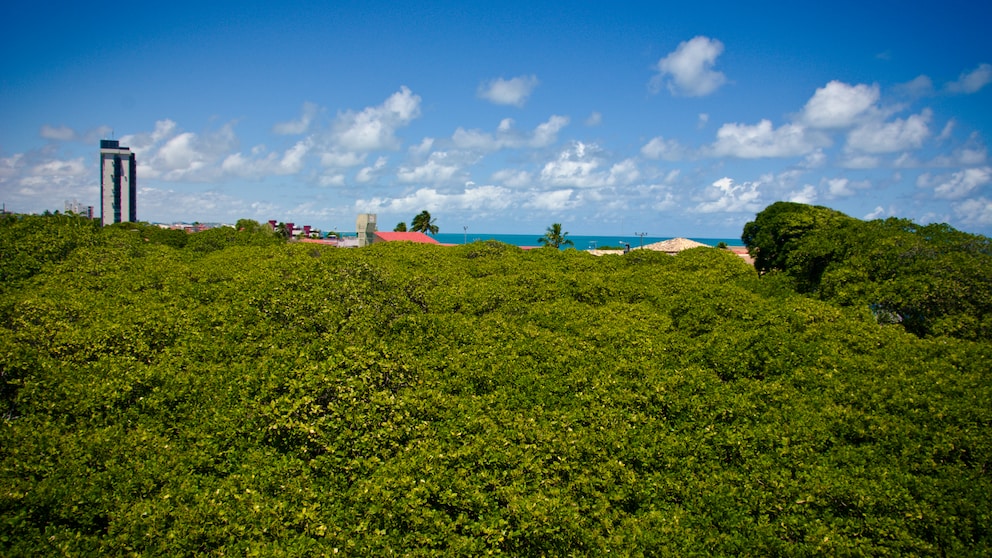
left=356, top=213, right=377, bottom=247
left=373, top=231, right=440, bottom=245
left=100, top=139, right=137, bottom=226
left=64, top=199, right=94, bottom=219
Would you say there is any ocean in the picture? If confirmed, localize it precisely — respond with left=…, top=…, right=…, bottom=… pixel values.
left=431, top=233, right=744, bottom=249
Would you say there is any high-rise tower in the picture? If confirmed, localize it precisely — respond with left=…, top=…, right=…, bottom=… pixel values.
left=100, top=139, right=137, bottom=226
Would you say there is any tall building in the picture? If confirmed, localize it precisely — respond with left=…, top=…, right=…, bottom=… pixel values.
left=356, top=213, right=377, bottom=247
left=100, top=139, right=137, bottom=226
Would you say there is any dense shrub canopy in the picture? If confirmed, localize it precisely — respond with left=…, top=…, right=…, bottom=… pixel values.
left=744, top=202, right=992, bottom=340
left=1, top=214, right=990, bottom=555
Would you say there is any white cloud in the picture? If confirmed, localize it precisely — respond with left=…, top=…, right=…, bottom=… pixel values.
left=839, top=154, right=880, bottom=169
left=945, top=63, right=992, bottom=94
left=525, top=189, right=576, bottom=211
left=531, top=115, right=569, bottom=147
left=585, top=112, right=602, bottom=126
left=800, top=81, right=879, bottom=128
left=477, top=75, right=540, bottom=107
left=0, top=154, right=25, bottom=183
left=823, top=177, right=870, bottom=199
left=864, top=206, right=887, bottom=220
left=641, top=136, right=687, bottom=161
left=694, top=177, right=762, bottom=213
left=846, top=109, right=931, bottom=154
left=491, top=168, right=532, bottom=188
left=651, top=36, right=727, bottom=97
left=273, top=101, right=319, bottom=135
left=953, top=197, right=992, bottom=226
left=397, top=151, right=462, bottom=184
left=540, top=141, right=607, bottom=188
left=894, top=75, right=935, bottom=98
left=125, top=121, right=239, bottom=182
left=358, top=184, right=516, bottom=215
left=222, top=139, right=312, bottom=178
left=711, top=120, right=821, bottom=158
left=787, top=184, right=818, bottom=204
left=332, top=86, right=421, bottom=151
left=319, top=150, right=366, bottom=168
left=452, top=115, right=569, bottom=152
left=120, top=119, right=178, bottom=157
left=356, top=156, right=388, bottom=183
left=40, top=125, right=76, bottom=141
left=921, top=167, right=992, bottom=199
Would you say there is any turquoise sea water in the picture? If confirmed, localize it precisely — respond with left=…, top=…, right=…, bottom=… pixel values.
left=432, top=233, right=744, bottom=249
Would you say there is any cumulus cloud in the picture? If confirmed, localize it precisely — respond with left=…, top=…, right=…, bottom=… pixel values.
left=358, top=184, right=515, bottom=215
left=397, top=151, right=463, bottom=184
left=273, top=101, right=319, bottom=135
left=787, top=184, right=818, bottom=204
left=491, top=168, right=532, bottom=188
left=694, top=176, right=762, bottom=213
left=525, top=189, right=577, bottom=211
left=540, top=142, right=607, bottom=188
left=953, top=197, right=992, bottom=226
left=641, top=136, right=687, bottom=161
left=919, top=167, right=992, bottom=199
left=332, top=86, right=421, bottom=151
left=651, top=36, right=727, bottom=97
left=119, top=120, right=239, bottom=182
left=945, top=63, right=992, bottom=94
left=846, top=109, right=931, bottom=154
left=711, top=120, right=821, bottom=158
left=120, top=120, right=179, bottom=156
left=452, top=115, right=569, bottom=152
left=222, top=139, right=312, bottom=178
left=356, top=156, right=388, bottom=183
left=477, top=75, right=539, bottom=107
left=800, top=81, right=879, bottom=128
left=823, top=177, right=870, bottom=199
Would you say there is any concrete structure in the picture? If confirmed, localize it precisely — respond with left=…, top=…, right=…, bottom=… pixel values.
left=99, top=140, right=137, bottom=226
left=356, top=213, right=377, bottom=247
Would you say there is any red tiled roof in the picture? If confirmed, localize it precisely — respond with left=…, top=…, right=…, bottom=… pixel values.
left=373, top=231, right=440, bottom=244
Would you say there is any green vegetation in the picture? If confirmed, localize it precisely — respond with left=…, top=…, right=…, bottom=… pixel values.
left=744, top=201, right=992, bottom=340
left=538, top=223, right=574, bottom=249
left=411, top=210, right=439, bottom=236
left=1, top=212, right=990, bottom=555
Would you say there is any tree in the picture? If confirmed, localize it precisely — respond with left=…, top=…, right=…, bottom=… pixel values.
left=742, top=201, right=852, bottom=277
left=537, top=223, right=573, bottom=249
left=410, top=211, right=438, bottom=236
left=394, top=222, right=407, bottom=232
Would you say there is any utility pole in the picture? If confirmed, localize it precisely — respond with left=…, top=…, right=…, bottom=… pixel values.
left=635, top=232, right=648, bottom=248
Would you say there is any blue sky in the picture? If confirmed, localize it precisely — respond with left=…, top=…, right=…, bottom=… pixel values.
left=2, top=0, right=991, bottom=237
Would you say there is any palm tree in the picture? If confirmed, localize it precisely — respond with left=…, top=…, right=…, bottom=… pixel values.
left=394, top=222, right=407, bottom=232
left=410, top=210, right=439, bottom=236
left=538, top=223, right=573, bottom=249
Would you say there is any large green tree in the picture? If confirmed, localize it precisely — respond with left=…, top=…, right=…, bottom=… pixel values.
left=410, top=210, right=438, bottom=235
left=742, top=201, right=853, bottom=278
left=537, top=223, right=573, bottom=249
